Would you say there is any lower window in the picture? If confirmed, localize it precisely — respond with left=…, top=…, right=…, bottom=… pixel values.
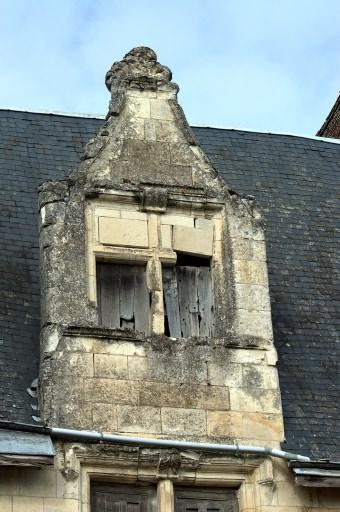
left=175, top=488, right=238, bottom=512
left=91, top=483, right=156, bottom=512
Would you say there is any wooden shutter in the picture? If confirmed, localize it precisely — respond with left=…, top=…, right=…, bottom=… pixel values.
left=176, top=489, right=238, bottom=512
left=97, top=263, right=150, bottom=334
left=163, top=266, right=214, bottom=337
left=91, top=484, right=156, bottom=512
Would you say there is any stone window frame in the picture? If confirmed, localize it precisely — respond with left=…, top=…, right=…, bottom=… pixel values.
left=85, top=191, right=227, bottom=337
left=75, top=446, right=268, bottom=512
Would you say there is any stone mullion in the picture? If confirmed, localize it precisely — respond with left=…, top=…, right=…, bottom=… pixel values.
left=147, top=213, right=165, bottom=334
left=157, top=479, right=175, bottom=512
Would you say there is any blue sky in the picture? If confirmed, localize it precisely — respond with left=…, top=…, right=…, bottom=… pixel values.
left=1, top=0, right=339, bottom=134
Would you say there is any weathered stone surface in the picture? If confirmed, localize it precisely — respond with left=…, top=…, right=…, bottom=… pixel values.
left=140, top=381, right=229, bottom=410
left=173, top=224, right=213, bottom=256
left=242, top=364, right=278, bottom=390
left=98, top=217, right=149, bottom=247
left=54, top=353, right=93, bottom=377
left=161, top=214, right=194, bottom=227
left=207, top=363, right=243, bottom=388
left=235, top=283, right=270, bottom=311
left=236, top=309, right=273, bottom=339
left=161, top=408, right=206, bottom=436
left=94, top=354, right=128, bottom=379
left=92, top=403, right=118, bottom=431
left=13, top=497, right=44, bottom=512
left=84, top=379, right=139, bottom=404
left=230, top=388, right=282, bottom=414
left=233, top=260, right=269, bottom=286
left=118, top=405, right=161, bottom=433
left=128, top=354, right=208, bottom=384
left=18, top=468, right=57, bottom=497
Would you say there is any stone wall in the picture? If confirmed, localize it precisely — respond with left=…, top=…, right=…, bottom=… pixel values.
left=1, top=457, right=340, bottom=512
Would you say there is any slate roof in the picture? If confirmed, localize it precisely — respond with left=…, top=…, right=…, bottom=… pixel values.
left=317, top=93, right=340, bottom=139
left=0, top=109, right=339, bottom=460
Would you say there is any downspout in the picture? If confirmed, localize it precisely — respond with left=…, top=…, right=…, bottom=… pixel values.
left=0, top=421, right=311, bottom=462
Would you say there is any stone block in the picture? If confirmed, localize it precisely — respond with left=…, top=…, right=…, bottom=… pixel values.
left=242, top=365, right=279, bottom=390
left=57, top=401, right=93, bottom=430
left=55, top=353, right=93, bottom=377
left=207, top=411, right=241, bottom=437
left=0, top=468, right=18, bottom=495
left=93, top=404, right=118, bottom=431
left=236, top=309, right=273, bottom=339
left=98, top=217, right=149, bottom=248
left=242, top=412, right=283, bottom=442
left=126, top=97, right=150, bottom=118
left=170, top=144, right=194, bottom=166
left=62, top=337, right=145, bottom=357
left=128, top=354, right=207, bottom=384
left=43, top=498, right=78, bottom=512
left=161, top=408, right=206, bottom=436
left=18, top=468, right=57, bottom=497
left=147, top=213, right=158, bottom=248
left=173, top=225, right=213, bottom=256
left=120, top=210, right=147, bottom=221
left=144, top=119, right=157, bottom=141
left=118, top=405, right=161, bottom=433
left=0, top=496, right=12, bottom=512
left=94, top=354, right=128, bottom=379
left=156, top=120, right=185, bottom=143
left=150, top=99, right=173, bottom=120
left=231, top=238, right=266, bottom=261
left=140, top=382, right=229, bottom=410
left=233, top=260, right=269, bottom=286
left=13, top=497, right=43, bottom=512
left=161, top=224, right=172, bottom=249
left=230, top=388, right=281, bottom=414
left=84, top=379, right=139, bottom=404
left=227, top=349, right=267, bottom=365
left=235, top=283, right=270, bottom=311
left=127, top=140, right=170, bottom=164
left=207, top=363, right=243, bottom=388
left=161, top=215, right=194, bottom=227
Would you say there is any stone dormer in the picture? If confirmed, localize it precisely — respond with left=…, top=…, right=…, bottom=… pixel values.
left=39, top=48, right=281, bottom=447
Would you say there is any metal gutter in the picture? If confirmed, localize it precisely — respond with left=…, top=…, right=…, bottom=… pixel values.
left=0, top=421, right=310, bottom=462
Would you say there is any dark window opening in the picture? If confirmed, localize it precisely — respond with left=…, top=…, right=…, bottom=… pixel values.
left=97, top=262, right=150, bottom=334
left=176, top=253, right=211, bottom=267
left=163, top=254, right=214, bottom=338
left=91, top=483, right=156, bottom=512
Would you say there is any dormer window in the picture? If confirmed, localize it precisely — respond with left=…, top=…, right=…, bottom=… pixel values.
left=87, top=198, right=220, bottom=338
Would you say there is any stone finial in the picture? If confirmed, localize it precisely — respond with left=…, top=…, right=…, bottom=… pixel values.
left=105, top=47, right=172, bottom=91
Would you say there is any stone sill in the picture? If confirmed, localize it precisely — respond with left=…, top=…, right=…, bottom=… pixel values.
left=62, top=325, right=271, bottom=350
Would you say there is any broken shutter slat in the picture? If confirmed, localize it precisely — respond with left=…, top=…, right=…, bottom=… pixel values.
left=197, top=267, right=214, bottom=336
left=98, top=263, right=120, bottom=328
left=177, top=266, right=200, bottom=337
left=120, top=265, right=136, bottom=329
left=163, top=267, right=182, bottom=337
left=134, top=267, right=150, bottom=335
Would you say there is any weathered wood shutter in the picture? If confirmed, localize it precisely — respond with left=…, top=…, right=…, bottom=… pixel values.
left=176, top=489, right=238, bottom=512
left=163, top=265, right=214, bottom=337
left=97, top=262, right=150, bottom=334
left=91, top=484, right=156, bottom=512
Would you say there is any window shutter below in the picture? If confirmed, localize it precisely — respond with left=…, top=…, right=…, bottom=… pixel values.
left=97, top=263, right=150, bottom=334
left=163, top=265, right=214, bottom=338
